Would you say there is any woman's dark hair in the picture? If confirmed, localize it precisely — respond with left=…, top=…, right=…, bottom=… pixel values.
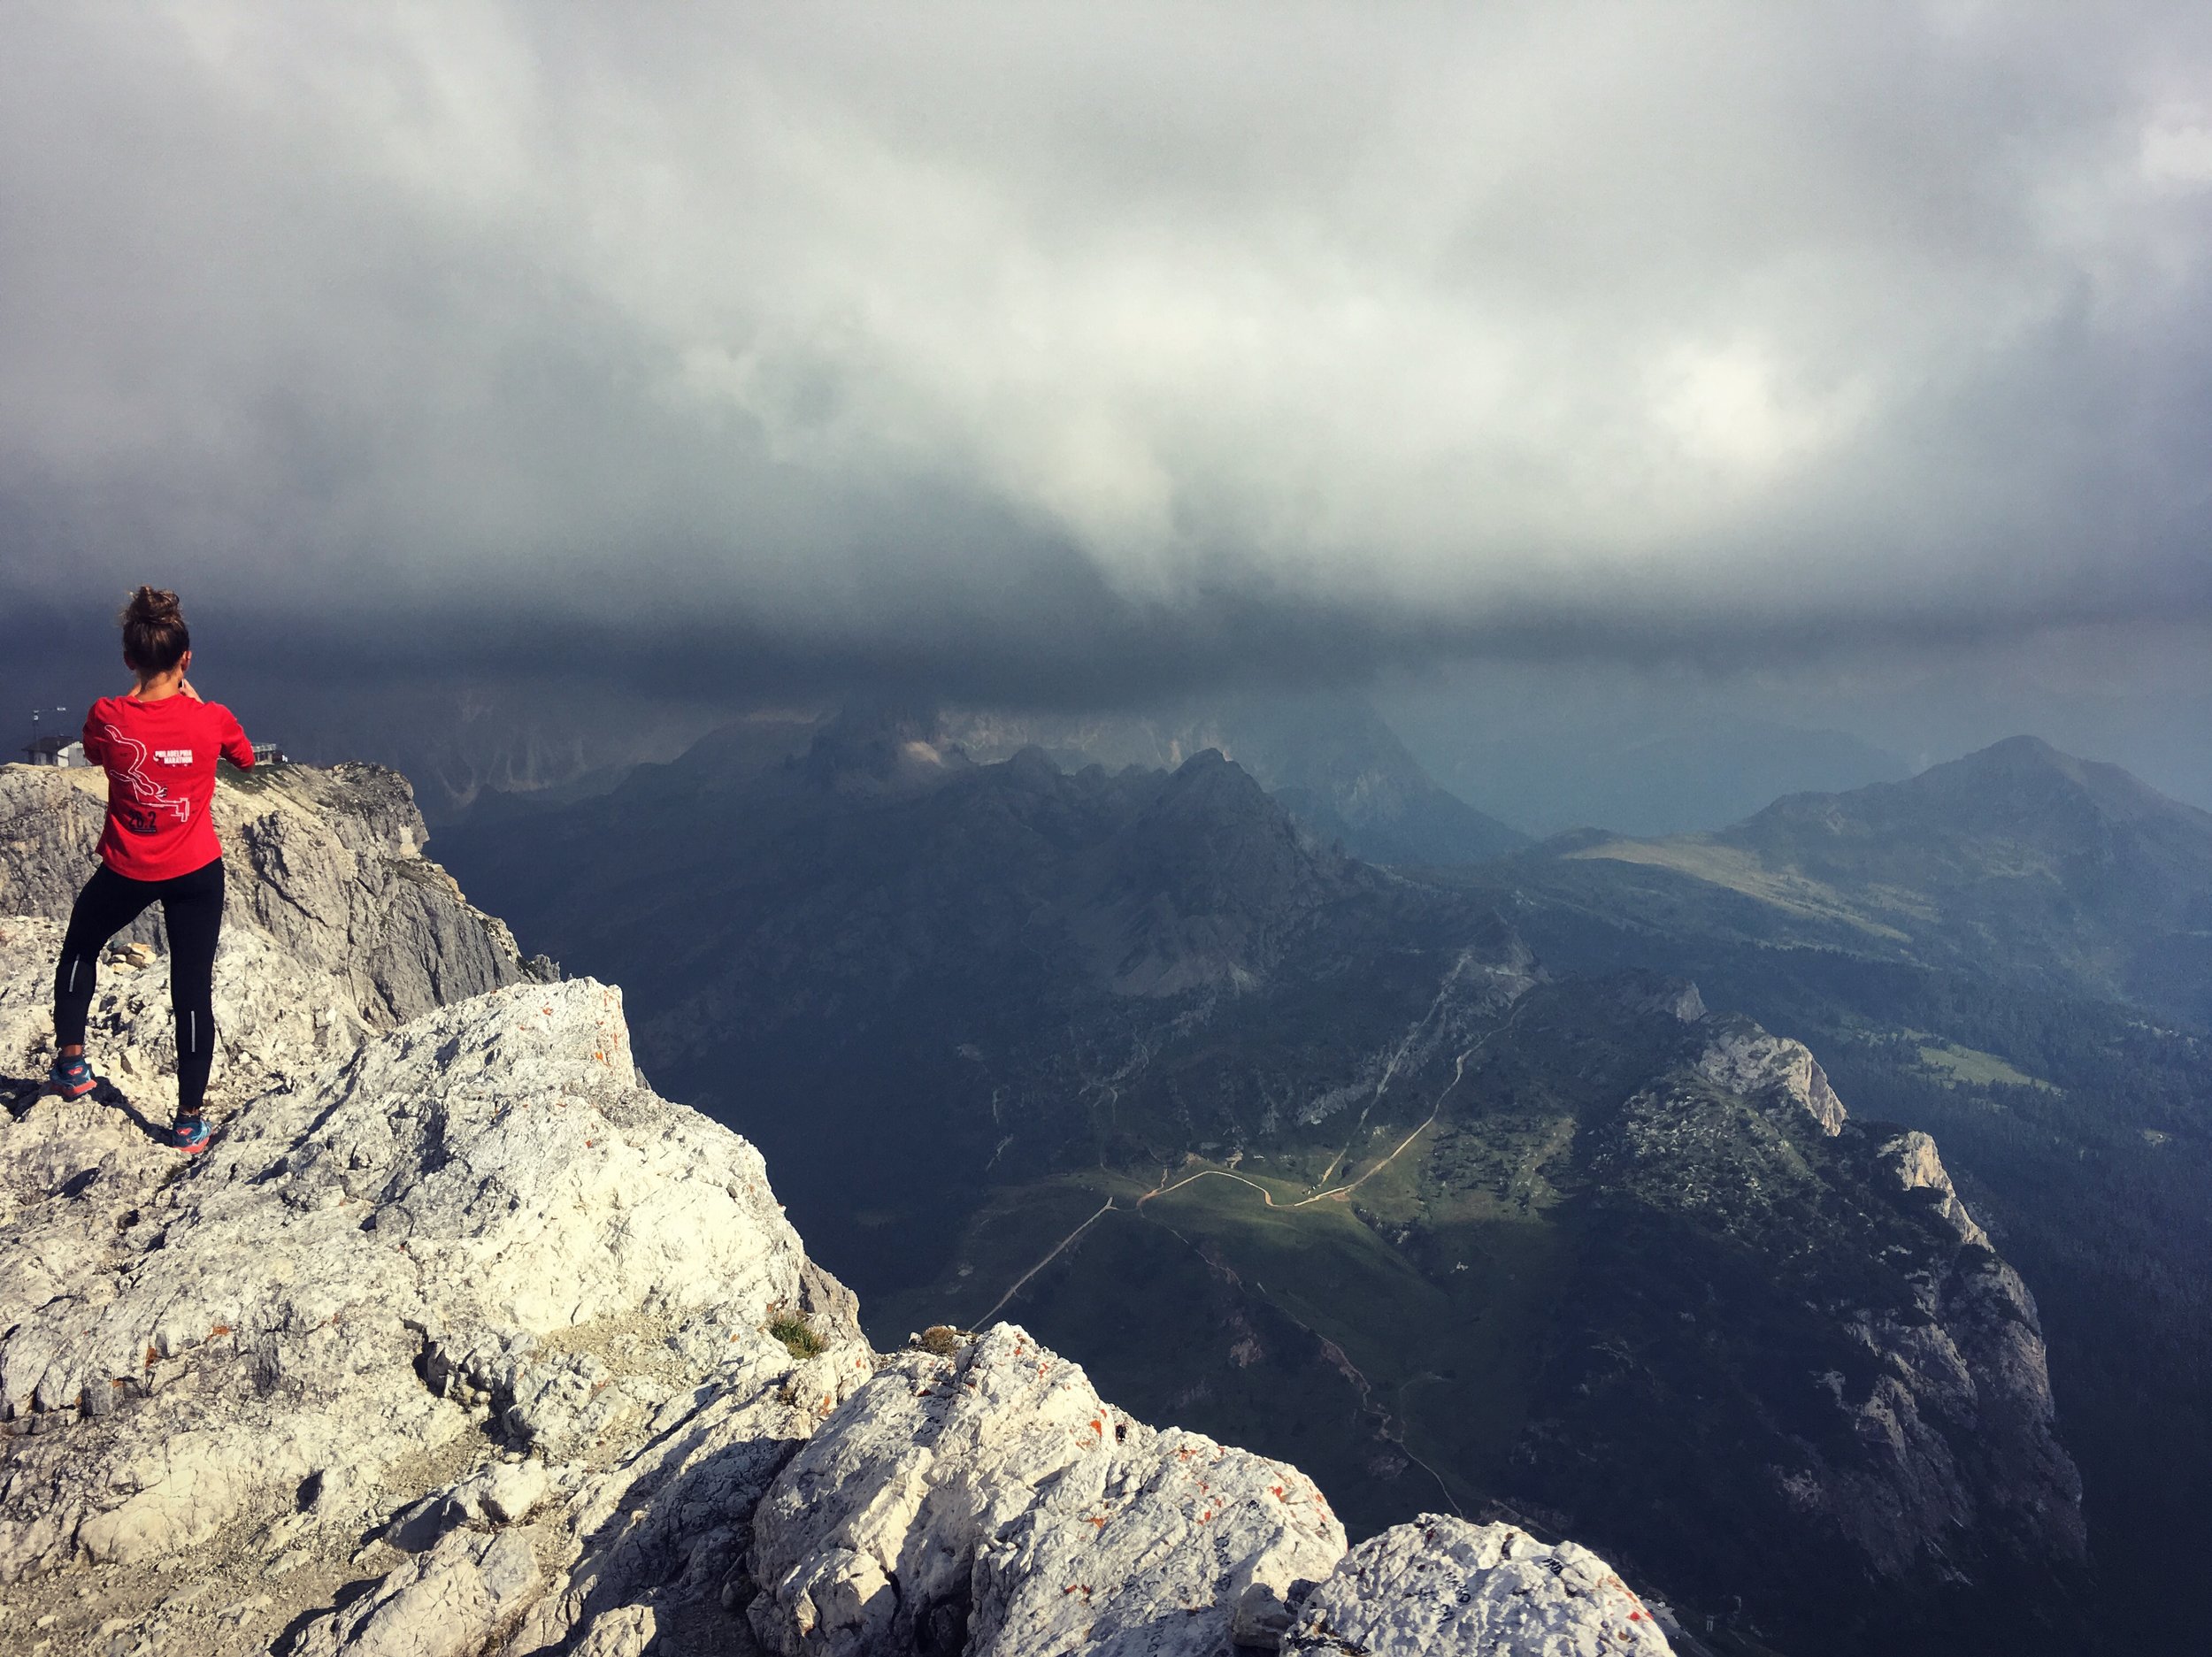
left=119, top=586, right=190, bottom=675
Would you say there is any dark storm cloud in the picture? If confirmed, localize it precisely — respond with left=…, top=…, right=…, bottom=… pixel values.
left=4, top=1, right=2212, bottom=702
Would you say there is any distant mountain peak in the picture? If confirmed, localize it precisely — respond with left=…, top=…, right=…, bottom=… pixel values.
left=1883, top=735, right=2212, bottom=835
left=1939, top=734, right=2090, bottom=788
left=1975, top=733, right=2062, bottom=759
left=799, top=702, right=972, bottom=794
left=1154, top=746, right=1259, bottom=804
left=935, top=696, right=1527, bottom=866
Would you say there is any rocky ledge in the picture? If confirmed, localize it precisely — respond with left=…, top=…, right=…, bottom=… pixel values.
left=0, top=760, right=549, bottom=1032
left=0, top=761, right=1680, bottom=1655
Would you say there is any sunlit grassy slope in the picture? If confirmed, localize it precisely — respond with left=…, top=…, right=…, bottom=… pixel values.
left=870, top=993, right=1634, bottom=1541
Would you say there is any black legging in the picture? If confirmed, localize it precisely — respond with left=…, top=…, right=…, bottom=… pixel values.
left=54, top=858, right=226, bottom=1116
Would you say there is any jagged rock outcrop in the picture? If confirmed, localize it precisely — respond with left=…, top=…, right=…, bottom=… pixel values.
left=1286, top=1516, right=1673, bottom=1655
left=0, top=762, right=546, bottom=1030
left=0, top=758, right=1671, bottom=1657
left=0, top=974, right=849, bottom=1580
left=1694, top=1015, right=1847, bottom=1135
left=747, top=1323, right=1345, bottom=1657
left=1541, top=997, right=2084, bottom=1615
left=0, top=971, right=1664, bottom=1656
left=1686, top=1024, right=2082, bottom=1572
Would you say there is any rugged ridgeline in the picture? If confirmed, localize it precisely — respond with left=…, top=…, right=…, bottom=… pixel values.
left=1437, top=735, right=2212, bottom=1653
left=428, top=723, right=2095, bottom=1655
left=1506, top=735, right=2212, bottom=1024
left=0, top=760, right=554, bottom=1029
left=933, top=694, right=1529, bottom=867
left=0, top=760, right=1682, bottom=1656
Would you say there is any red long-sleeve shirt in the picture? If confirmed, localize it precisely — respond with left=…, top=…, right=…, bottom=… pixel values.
left=81, top=694, right=255, bottom=881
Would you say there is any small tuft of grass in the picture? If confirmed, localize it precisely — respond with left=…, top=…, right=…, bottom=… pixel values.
left=767, top=1313, right=826, bottom=1361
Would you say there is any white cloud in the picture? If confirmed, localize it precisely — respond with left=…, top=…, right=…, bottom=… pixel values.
left=2140, top=110, right=2212, bottom=188
left=1, top=0, right=2209, bottom=686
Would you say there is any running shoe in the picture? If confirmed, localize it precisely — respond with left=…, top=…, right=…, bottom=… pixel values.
left=48, top=1053, right=97, bottom=1100
left=171, top=1115, right=213, bottom=1155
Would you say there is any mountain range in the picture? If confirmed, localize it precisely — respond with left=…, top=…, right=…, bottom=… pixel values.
left=423, top=712, right=2200, bottom=1655
left=1507, top=734, right=2212, bottom=1024
left=937, top=693, right=1528, bottom=866
left=1440, top=733, right=2212, bottom=1657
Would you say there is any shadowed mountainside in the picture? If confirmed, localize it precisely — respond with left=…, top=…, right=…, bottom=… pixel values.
left=433, top=720, right=2094, bottom=1656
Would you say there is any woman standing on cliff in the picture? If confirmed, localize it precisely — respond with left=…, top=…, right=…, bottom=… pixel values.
left=47, top=587, right=255, bottom=1152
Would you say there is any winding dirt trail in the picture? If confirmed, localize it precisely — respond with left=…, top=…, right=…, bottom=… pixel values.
left=982, top=999, right=1529, bottom=1322
left=1124, top=1056, right=1464, bottom=1217
left=1312, top=958, right=1477, bottom=1187
left=1297, top=994, right=1527, bottom=1206
left=964, top=990, right=1534, bottom=1528
left=974, top=1198, right=1118, bottom=1326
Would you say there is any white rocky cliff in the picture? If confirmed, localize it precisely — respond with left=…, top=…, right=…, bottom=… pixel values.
left=0, top=761, right=550, bottom=1032
left=0, top=761, right=1676, bottom=1656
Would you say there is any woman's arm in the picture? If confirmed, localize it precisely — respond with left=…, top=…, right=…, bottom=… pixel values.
left=80, top=707, right=110, bottom=768
left=217, top=705, right=255, bottom=769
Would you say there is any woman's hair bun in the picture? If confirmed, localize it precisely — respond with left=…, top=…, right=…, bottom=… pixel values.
left=119, top=586, right=190, bottom=674
left=123, top=586, right=182, bottom=625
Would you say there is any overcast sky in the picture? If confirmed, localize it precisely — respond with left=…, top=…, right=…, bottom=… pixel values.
left=4, top=3, right=2211, bottom=783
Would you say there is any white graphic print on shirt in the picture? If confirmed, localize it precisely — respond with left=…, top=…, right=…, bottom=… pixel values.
left=104, top=724, right=193, bottom=835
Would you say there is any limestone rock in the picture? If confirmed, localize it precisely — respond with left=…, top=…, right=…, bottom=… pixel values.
left=0, top=976, right=841, bottom=1585
left=1788, top=1124, right=2082, bottom=1573
left=1695, top=1015, right=1847, bottom=1134
left=1879, top=1128, right=1990, bottom=1247
left=1286, top=1516, right=1673, bottom=1655
left=748, top=1324, right=1345, bottom=1657
left=0, top=760, right=541, bottom=1032
left=567, top=1604, right=658, bottom=1657
left=394, top=1459, right=550, bottom=1547
left=1230, top=1580, right=1300, bottom=1650
left=496, top=1342, right=878, bottom=1656
left=287, top=1527, right=541, bottom=1657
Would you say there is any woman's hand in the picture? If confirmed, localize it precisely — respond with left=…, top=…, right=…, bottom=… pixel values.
left=179, top=678, right=203, bottom=702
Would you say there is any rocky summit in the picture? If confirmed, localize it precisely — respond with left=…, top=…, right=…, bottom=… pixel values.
left=0, top=760, right=1685, bottom=1655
